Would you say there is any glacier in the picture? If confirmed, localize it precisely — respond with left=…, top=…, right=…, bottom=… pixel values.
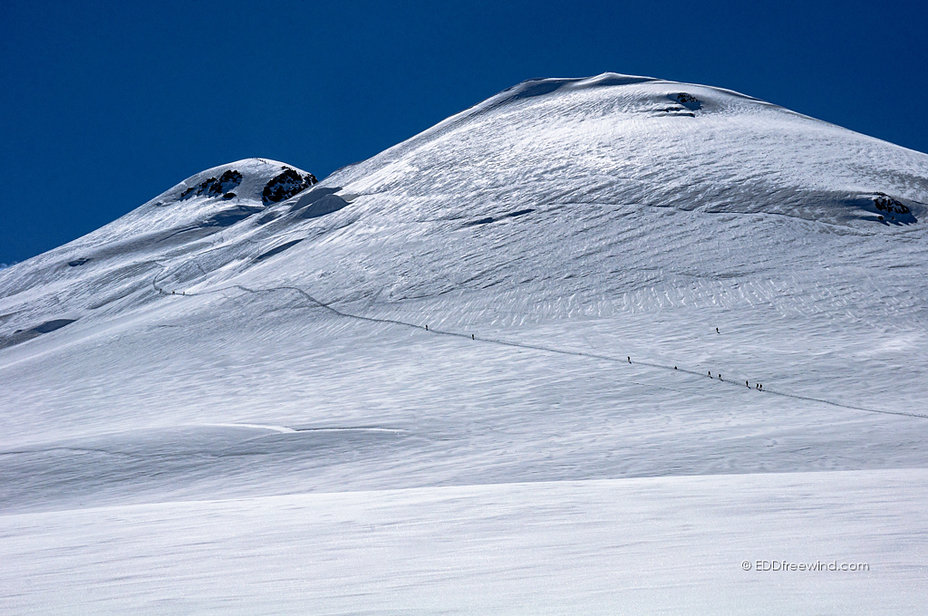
left=1, top=73, right=927, bottom=614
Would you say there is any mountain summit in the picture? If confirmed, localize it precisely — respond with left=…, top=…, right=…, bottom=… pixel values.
left=2, top=73, right=925, bottom=352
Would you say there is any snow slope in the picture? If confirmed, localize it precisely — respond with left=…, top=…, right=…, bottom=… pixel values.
left=2, top=73, right=928, bottom=614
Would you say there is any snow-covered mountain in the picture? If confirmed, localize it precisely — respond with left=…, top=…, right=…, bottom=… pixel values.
left=2, top=73, right=928, bottom=614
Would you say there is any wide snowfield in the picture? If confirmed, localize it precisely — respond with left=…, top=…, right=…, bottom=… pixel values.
left=3, top=471, right=926, bottom=615
left=2, top=74, right=927, bottom=613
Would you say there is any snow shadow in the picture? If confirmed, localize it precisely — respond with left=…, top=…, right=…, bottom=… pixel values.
left=0, top=318, right=77, bottom=350
left=255, top=239, right=303, bottom=262
left=289, top=187, right=349, bottom=220
left=0, top=424, right=413, bottom=512
left=462, top=208, right=535, bottom=227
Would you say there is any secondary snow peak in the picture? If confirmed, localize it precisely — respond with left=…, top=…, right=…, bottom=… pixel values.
left=163, top=158, right=317, bottom=207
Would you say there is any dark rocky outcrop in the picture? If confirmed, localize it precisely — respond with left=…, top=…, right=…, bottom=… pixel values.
left=179, top=169, right=244, bottom=200
left=655, top=92, right=701, bottom=115
left=872, top=193, right=911, bottom=215
left=262, top=168, right=318, bottom=204
left=673, top=92, right=701, bottom=110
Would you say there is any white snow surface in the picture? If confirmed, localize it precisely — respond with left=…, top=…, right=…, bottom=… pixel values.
left=2, top=73, right=928, bottom=613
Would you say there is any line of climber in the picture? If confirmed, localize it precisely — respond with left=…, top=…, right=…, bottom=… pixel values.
left=158, top=283, right=923, bottom=421
left=702, top=370, right=761, bottom=389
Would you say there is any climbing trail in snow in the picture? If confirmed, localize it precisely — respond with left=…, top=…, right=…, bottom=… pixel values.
left=162, top=276, right=928, bottom=421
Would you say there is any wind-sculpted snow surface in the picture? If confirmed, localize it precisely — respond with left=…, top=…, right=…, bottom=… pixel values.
left=2, top=73, right=928, bottom=614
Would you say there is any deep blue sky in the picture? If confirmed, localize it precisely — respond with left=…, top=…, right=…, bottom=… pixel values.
left=1, top=0, right=926, bottom=265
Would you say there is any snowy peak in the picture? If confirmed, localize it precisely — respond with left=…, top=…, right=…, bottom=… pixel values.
left=79, top=158, right=320, bottom=247
left=331, top=72, right=928, bottom=226
left=484, top=73, right=659, bottom=106
left=155, top=158, right=317, bottom=207
left=0, top=158, right=327, bottom=349
left=474, top=72, right=771, bottom=118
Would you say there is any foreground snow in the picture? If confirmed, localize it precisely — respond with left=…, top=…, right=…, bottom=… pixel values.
left=3, top=470, right=925, bottom=615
